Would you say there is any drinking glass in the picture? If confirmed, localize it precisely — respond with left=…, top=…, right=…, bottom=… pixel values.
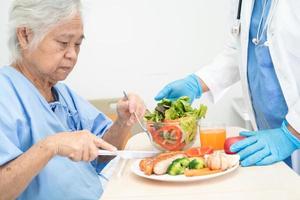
left=199, top=122, right=226, bottom=150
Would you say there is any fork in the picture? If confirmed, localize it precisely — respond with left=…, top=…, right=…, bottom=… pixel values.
left=122, top=91, right=151, bottom=136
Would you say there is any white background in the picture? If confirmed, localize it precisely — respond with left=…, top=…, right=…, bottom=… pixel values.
left=0, top=0, right=244, bottom=127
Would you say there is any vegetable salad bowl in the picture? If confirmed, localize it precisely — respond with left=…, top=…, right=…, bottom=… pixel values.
left=144, top=96, right=207, bottom=151
left=146, top=119, right=198, bottom=151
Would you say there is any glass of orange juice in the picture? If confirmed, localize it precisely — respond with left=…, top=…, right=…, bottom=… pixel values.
left=199, top=122, right=226, bottom=150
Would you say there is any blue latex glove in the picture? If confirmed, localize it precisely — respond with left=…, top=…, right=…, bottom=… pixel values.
left=230, top=122, right=300, bottom=167
left=154, top=74, right=202, bottom=102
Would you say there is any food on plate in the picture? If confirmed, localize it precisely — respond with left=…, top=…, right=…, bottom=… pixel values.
left=205, top=151, right=239, bottom=171
left=167, top=157, right=190, bottom=175
left=153, top=152, right=187, bottom=175
left=145, top=96, right=207, bottom=151
left=139, top=147, right=213, bottom=175
left=138, top=146, right=241, bottom=177
left=188, top=157, right=205, bottom=170
left=184, top=168, right=222, bottom=177
left=185, top=147, right=213, bottom=157
left=139, top=151, right=186, bottom=175
left=224, top=136, right=246, bottom=154
left=139, top=158, right=154, bottom=176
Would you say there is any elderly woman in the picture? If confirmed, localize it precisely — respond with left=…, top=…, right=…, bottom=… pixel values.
left=0, top=0, right=145, bottom=199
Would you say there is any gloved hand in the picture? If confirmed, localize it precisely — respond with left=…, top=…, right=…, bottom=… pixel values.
left=154, top=74, right=202, bottom=102
left=230, top=122, right=300, bottom=167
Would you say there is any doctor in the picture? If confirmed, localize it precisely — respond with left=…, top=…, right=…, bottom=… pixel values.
left=155, top=0, right=300, bottom=168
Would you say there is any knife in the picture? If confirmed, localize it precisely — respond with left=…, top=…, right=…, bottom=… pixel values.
left=98, top=150, right=159, bottom=159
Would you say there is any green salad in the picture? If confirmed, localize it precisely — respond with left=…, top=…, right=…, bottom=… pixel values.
left=145, top=96, right=207, bottom=151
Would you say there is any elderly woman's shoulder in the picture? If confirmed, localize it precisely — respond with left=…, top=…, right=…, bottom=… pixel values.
left=0, top=66, right=33, bottom=91
left=0, top=66, right=26, bottom=111
left=0, top=66, right=17, bottom=87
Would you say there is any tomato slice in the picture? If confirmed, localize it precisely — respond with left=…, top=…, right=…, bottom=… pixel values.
left=185, top=147, right=214, bottom=157
left=151, top=125, right=184, bottom=151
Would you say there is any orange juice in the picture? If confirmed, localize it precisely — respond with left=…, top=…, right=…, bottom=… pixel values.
left=200, top=128, right=226, bottom=150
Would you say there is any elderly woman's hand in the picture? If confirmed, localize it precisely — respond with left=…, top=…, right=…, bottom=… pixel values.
left=46, top=130, right=117, bottom=162
left=116, top=93, right=146, bottom=126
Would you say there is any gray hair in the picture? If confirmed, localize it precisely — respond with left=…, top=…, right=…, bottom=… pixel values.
left=8, top=0, right=82, bottom=62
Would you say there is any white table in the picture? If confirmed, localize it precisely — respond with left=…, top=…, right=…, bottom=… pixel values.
left=101, top=127, right=300, bottom=200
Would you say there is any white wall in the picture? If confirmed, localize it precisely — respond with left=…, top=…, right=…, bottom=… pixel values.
left=0, top=0, right=244, bottom=127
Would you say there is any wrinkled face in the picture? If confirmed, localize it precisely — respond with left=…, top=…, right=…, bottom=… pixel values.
left=24, top=14, right=84, bottom=83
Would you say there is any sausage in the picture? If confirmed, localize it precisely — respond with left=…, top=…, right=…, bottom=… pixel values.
left=139, top=151, right=186, bottom=175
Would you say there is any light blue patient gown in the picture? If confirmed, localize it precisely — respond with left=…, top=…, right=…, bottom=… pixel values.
left=0, top=66, right=113, bottom=200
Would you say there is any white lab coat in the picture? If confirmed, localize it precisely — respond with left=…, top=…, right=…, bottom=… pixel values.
left=195, top=0, right=300, bottom=173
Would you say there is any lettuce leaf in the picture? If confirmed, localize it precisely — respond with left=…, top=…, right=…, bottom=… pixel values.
left=144, top=96, right=207, bottom=122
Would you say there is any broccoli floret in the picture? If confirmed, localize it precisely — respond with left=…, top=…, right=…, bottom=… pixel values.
left=167, top=162, right=184, bottom=175
left=188, top=158, right=205, bottom=169
left=179, top=157, right=190, bottom=168
left=167, top=157, right=190, bottom=176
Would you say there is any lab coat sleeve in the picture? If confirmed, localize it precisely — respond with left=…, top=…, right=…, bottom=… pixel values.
left=284, top=5, right=300, bottom=134
left=286, top=101, right=300, bottom=134
left=272, top=0, right=300, bottom=135
left=195, top=0, right=240, bottom=102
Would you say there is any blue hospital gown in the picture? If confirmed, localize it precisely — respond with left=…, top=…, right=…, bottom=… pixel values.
left=0, top=66, right=113, bottom=200
left=247, top=0, right=288, bottom=130
left=247, top=0, right=291, bottom=166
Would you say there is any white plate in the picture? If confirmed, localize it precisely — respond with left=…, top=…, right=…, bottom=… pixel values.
left=131, top=155, right=240, bottom=182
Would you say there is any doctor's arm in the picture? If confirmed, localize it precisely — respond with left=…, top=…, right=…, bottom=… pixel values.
left=155, top=43, right=240, bottom=103
left=287, top=124, right=300, bottom=140
left=230, top=122, right=300, bottom=166
left=231, top=99, right=300, bottom=166
left=155, top=1, right=240, bottom=102
left=154, top=74, right=209, bottom=102
left=0, top=131, right=115, bottom=200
